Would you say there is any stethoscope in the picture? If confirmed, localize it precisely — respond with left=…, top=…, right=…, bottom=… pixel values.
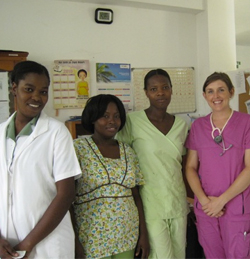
left=210, top=110, right=233, bottom=155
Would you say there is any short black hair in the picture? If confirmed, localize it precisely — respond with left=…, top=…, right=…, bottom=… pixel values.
left=144, top=68, right=172, bottom=90
left=78, top=69, right=87, bottom=77
left=11, top=60, right=50, bottom=85
left=203, top=72, right=234, bottom=92
left=81, top=94, right=126, bottom=133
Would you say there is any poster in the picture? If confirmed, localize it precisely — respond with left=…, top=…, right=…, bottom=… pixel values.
left=96, top=63, right=133, bottom=112
left=52, top=60, right=90, bottom=109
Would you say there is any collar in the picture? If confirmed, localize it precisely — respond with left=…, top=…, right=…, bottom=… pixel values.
left=6, top=114, right=39, bottom=141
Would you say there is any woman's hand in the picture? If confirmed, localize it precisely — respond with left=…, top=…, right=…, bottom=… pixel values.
left=202, top=196, right=225, bottom=217
left=135, top=233, right=150, bottom=259
left=0, top=238, right=19, bottom=259
left=14, top=240, right=32, bottom=258
left=132, top=186, right=150, bottom=259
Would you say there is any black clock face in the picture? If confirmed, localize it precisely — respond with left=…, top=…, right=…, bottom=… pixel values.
left=99, top=12, right=110, bottom=21
left=95, top=8, right=113, bottom=24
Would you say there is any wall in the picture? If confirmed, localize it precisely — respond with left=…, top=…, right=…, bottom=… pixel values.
left=1, top=0, right=198, bottom=123
left=0, top=0, right=238, bottom=125
left=236, top=46, right=250, bottom=71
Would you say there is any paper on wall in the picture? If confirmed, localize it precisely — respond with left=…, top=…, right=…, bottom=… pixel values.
left=247, top=76, right=250, bottom=94
left=245, top=99, right=250, bottom=114
left=0, top=72, right=9, bottom=101
left=227, top=70, right=246, bottom=94
left=0, top=101, right=9, bottom=123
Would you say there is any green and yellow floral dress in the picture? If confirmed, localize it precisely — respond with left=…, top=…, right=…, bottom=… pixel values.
left=73, top=136, right=145, bottom=259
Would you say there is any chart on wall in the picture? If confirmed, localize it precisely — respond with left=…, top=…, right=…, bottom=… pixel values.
left=132, top=67, right=196, bottom=114
left=52, top=60, right=90, bottom=109
left=96, top=63, right=133, bottom=112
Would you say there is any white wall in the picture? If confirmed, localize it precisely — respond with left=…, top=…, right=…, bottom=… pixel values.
left=1, top=0, right=198, bottom=123
left=1, top=0, right=240, bottom=125
left=236, top=46, right=250, bottom=71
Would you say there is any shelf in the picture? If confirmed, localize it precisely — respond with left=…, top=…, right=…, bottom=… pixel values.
left=65, top=120, right=90, bottom=139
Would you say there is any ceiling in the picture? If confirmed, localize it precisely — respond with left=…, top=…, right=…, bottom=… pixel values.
left=234, top=0, right=250, bottom=46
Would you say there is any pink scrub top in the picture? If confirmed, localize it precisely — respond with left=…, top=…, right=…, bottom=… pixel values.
left=185, top=111, right=250, bottom=219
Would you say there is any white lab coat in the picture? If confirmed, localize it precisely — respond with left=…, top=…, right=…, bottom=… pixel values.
left=0, top=111, right=82, bottom=258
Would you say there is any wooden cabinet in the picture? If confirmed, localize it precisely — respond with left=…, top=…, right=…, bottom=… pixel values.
left=0, top=51, right=29, bottom=71
left=65, top=120, right=90, bottom=139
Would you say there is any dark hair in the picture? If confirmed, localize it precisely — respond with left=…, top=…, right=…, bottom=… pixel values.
left=82, top=94, right=126, bottom=133
left=11, top=60, right=50, bottom=85
left=78, top=69, right=87, bottom=77
left=203, top=72, right=234, bottom=92
left=144, top=68, right=172, bottom=90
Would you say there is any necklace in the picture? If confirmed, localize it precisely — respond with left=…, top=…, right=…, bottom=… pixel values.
left=210, top=109, right=233, bottom=143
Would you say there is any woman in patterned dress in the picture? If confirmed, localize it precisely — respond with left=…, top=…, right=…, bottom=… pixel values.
left=71, top=94, right=150, bottom=259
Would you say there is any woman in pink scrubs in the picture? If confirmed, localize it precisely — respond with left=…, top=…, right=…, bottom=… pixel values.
left=185, top=72, right=250, bottom=258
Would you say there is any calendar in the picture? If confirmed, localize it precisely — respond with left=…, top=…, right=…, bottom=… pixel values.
left=132, top=67, right=196, bottom=114
left=52, top=60, right=90, bottom=109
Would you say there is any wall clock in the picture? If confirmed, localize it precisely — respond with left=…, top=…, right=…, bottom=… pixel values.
left=95, top=8, right=113, bottom=24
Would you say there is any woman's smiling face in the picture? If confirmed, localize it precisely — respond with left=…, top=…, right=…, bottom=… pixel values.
left=13, top=72, right=49, bottom=122
left=93, top=102, right=121, bottom=139
left=203, top=79, right=234, bottom=112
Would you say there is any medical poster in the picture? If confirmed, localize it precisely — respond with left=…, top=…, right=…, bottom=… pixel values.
left=52, top=60, right=90, bottom=109
left=96, top=63, right=133, bottom=112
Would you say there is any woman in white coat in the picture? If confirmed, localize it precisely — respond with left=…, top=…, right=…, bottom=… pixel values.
left=0, top=61, right=81, bottom=259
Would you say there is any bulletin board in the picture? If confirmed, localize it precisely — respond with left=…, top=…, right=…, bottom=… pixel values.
left=132, top=67, right=196, bottom=114
left=239, top=72, right=250, bottom=114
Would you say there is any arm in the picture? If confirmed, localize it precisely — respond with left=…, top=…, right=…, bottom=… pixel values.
left=69, top=205, right=85, bottom=259
left=14, top=177, right=75, bottom=257
left=185, top=149, right=210, bottom=206
left=182, top=154, right=194, bottom=198
left=132, top=186, right=150, bottom=259
left=203, top=149, right=250, bottom=216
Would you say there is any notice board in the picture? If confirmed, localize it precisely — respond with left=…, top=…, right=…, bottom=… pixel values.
left=239, top=72, right=250, bottom=114
left=132, top=67, right=196, bottom=114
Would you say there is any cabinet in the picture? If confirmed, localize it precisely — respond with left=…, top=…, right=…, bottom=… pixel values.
left=0, top=50, right=29, bottom=115
left=65, top=120, right=90, bottom=139
left=0, top=51, right=29, bottom=71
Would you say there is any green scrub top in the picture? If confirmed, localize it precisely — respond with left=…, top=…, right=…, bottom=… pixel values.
left=116, top=110, right=189, bottom=219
